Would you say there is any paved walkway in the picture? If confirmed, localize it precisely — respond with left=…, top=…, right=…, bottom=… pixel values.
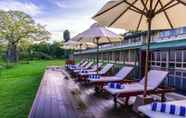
left=29, top=68, right=140, bottom=118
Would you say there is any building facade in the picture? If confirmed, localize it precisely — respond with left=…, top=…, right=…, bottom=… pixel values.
left=74, top=27, right=186, bottom=94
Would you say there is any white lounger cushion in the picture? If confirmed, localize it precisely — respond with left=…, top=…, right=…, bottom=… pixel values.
left=88, top=66, right=133, bottom=82
left=138, top=100, right=186, bottom=118
left=83, top=63, right=102, bottom=72
left=84, top=62, right=94, bottom=69
left=99, top=64, right=113, bottom=74
left=69, top=61, right=88, bottom=70
left=139, top=70, right=168, bottom=90
left=104, top=83, right=154, bottom=95
left=75, top=63, right=102, bottom=73
left=104, top=70, right=168, bottom=95
left=73, top=62, right=93, bottom=72
left=79, top=61, right=89, bottom=68
left=79, top=64, right=113, bottom=76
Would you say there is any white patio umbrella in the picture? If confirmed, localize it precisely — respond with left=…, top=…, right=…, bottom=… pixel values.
left=93, top=0, right=186, bottom=97
left=72, top=23, right=122, bottom=72
left=64, top=40, right=97, bottom=61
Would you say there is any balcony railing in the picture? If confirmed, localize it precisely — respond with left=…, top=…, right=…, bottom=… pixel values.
left=152, top=33, right=186, bottom=43
left=74, top=41, right=143, bottom=54
left=74, top=32, right=186, bottom=55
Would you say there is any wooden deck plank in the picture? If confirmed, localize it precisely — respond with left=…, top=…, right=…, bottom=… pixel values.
left=29, top=68, right=141, bottom=118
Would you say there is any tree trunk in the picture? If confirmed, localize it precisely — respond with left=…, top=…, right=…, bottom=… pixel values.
left=7, top=42, right=18, bottom=63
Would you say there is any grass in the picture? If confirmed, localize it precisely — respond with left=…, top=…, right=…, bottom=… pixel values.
left=0, top=60, right=65, bottom=118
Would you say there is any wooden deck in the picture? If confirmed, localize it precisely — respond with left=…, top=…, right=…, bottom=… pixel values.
left=29, top=68, right=141, bottom=118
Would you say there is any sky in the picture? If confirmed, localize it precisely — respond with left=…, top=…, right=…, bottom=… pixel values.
left=0, top=0, right=125, bottom=42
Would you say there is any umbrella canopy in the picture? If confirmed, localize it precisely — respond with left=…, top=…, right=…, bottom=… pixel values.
left=64, top=40, right=97, bottom=50
left=71, top=23, right=122, bottom=73
left=93, top=0, right=186, bottom=97
left=93, top=0, right=186, bottom=30
left=72, top=23, right=122, bottom=44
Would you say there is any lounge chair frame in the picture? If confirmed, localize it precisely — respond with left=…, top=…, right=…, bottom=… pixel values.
left=77, top=64, right=114, bottom=82
left=108, top=80, right=175, bottom=108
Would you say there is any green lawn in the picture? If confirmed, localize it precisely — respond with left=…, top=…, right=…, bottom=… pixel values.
left=0, top=60, right=65, bottom=118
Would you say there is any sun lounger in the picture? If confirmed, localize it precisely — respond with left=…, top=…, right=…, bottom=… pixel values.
left=76, top=61, right=89, bottom=68
left=68, top=61, right=89, bottom=70
left=88, top=66, right=134, bottom=82
left=79, top=64, right=113, bottom=76
left=78, top=64, right=114, bottom=81
left=138, top=100, right=186, bottom=118
left=66, top=59, right=85, bottom=69
left=79, top=63, right=103, bottom=73
left=87, top=66, right=134, bottom=91
left=73, top=61, right=94, bottom=73
left=103, top=70, right=174, bottom=106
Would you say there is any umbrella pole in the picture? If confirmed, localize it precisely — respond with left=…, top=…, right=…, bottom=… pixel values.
left=96, top=38, right=99, bottom=74
left=80, top=44, right=82, bottom=61
left=144, top=18, right=152, bottom=97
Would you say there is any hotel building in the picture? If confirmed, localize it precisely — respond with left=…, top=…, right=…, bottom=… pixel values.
left=74, top=27, right=186, bottom=94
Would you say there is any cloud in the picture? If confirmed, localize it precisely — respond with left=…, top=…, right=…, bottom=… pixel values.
left=36, top=15, right=125, bottom=42
left=0, top=0, right=124, bottom=42
left=55, top=1, right=70, bottom=8
left=35, top=15, right=95, bottom=36
left=0, top=0, right=42, bottom=16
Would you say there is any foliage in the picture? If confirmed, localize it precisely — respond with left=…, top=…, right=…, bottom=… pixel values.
left=27, top=41, right=70, bottom=60
left=0, top=60, right=65, bottom=118
left=18, top=39, right=33, bottom=60
left=0, top=10, right=50, bottom=62
left=0, top=43, right=7, bottom=62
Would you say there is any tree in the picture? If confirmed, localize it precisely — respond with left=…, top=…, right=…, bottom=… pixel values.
left=0, top=10, right=50, bottom=63
left=63, top=30, right=70, bottom=42
left=28, top=41, right=66, bottom=60
left=18, top=39, right=33, bottom=60
left=63, top=30, right=70, bottom=58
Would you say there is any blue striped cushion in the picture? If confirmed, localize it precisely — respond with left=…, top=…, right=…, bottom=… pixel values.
left=89, top=75, right=100, bottom=79
left=81, top=70, right=88, bottom=73
left=108, top=83, right=124, bottom=89
left=151, top=102, right=186, bottom=117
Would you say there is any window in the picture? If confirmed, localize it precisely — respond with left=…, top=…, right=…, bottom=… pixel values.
left=183, top=64, right=186, bottom=68
left=176, top=51, right=182, bottom=62
left=176, top=28, right=182, bottom=35
left=161, top=52, right=167, bottom=61
left=156, top=52, right=160, bottom=61
left=169, top=63, right=175, bottom=68
left=160, top=32, right=164, bottom=37
left=129, top=50, right=136, bottom=62
left=170, top=30, right=176, bottom=36
left=161, top=31, right=170, bottom=37
left=152, top=62, right=155, bottom=66
left=183, top=51, right=186, bottom=62
left=170, top=51, right=175, bottom=61
left=156, top=62, right=160, bottom=66
left=183, top=27, right=186, bottom=33
left=161, top=63, right=166, bottom=67
left=183, top=72, right=186, bottom=77
left=176, top=63, right=182, bottom=68
left=151, top=53, right=155, bottom=61
left=176, top=71, right=182, bottom=76
left=122, top=51, right=128, bottom=62
left=166, top=31, right=171, bottom=36
left=115, top=52, right=120, bottom=62
left=151, top=51, right=168, bottom=68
